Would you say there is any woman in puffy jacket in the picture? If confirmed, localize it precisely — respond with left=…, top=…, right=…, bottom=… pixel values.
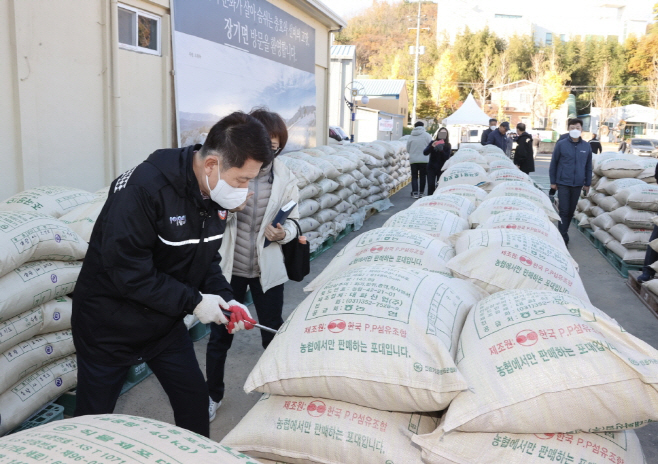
left=206, top=108, right=299, bottom=421
left=423, top=127, right=451, bottom=196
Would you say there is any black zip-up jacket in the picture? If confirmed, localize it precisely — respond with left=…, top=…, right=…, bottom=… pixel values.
left=589, top=139, right=602, bottom=154
left=423, top=141, right=451, bottom=172
left=72, top=145, right=233, bottom=366
left=481, top=128, right=493, bottom=145
left=514, top=132, right=535, bottom=174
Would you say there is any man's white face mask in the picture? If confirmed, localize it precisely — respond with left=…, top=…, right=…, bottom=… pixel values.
left=206, top=162, right=248, bottom=209
left=490, top=125, right=497, bottom=131
left=569, top=129, right=582, bottom=139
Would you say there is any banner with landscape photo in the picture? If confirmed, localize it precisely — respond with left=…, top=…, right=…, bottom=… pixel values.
left=172, top=0, right=316, bottom=151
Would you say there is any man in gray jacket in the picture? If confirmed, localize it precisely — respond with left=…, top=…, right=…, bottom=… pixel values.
left=406, top=121, right=433, bottom=198
left=549, top=118, right=593, bottom=246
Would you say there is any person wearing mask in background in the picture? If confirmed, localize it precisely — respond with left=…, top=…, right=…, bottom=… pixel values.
left=406, top=121, right=432, bottom=198
left=549, top=118, right=593, bottom=247
left=618, top=137, right=629, bottom=154
left=71, top=112, right=270, bottom=437
left=637, top=162, right=658, bottom=283
left=481, top=118, right=497, bottom=145
left=206, top=108, right=299, bottom=422
left=513, top=123, right=534, bottom=175
left=589, top=134, right=602, bottom=154
left=424, top=127, right=451, bottom=196
left=486, top=121, right=510, bottom=153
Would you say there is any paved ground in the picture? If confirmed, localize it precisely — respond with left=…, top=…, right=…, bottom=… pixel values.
left=115, top=152, right=658, bottom=461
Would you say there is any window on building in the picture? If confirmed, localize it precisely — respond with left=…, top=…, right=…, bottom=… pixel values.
left=495, top=14, right=522, bottom=19
left=118, top=3, right=161, bottom=56
left=560, top=34, right=566, bottom=42
left=545, top=33, right=552, bottom=45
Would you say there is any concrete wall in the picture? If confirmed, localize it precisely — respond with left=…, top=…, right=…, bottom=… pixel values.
left=1, top=0, right=174, bottom=200
left=1, top=0, right=334, bottom=200
left=365, top=95, right=408, bottom=120
left=329, top=57, right=354, bottom=131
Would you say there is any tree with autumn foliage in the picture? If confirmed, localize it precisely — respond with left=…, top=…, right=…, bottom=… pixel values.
left=428, top=49, right=460, bottom=118
left=335, top=1, right=655, bottom=124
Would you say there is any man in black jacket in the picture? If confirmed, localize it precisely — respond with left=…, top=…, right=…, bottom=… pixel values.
left=480, top=118, right=497, bottom=145
left=513, top=123, right=535, bottom=174
left=589, top=134, right=602, bottom=154
left=71, top=112, right=272, bottom=437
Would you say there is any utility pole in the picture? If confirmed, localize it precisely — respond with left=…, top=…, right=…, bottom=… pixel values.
left=408, top=0, right=432, bottom=126
left=412, top=0, right=421, bottom=126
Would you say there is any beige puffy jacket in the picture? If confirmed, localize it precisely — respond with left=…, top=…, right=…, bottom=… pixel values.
left=219, top=158, right=300, bottom=293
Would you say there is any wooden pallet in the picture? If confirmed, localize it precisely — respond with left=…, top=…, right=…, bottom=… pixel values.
left=627, top=271, right=658, bottom=319
left=335, top=223, right=354, bottom=243
left=388, top=178, right=411, bottom=197
left=309, top=236, right=335, bottom=262
left=597, top=246, right=643, bottom=279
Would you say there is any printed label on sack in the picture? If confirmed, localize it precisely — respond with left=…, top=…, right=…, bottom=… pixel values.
left=487, top=431, right=632, bottom=462
left=468, top=230, right=576, bottom=285
left=306, top=267, right=421, bottom=323
left=474, top=292, right=597, bottom=338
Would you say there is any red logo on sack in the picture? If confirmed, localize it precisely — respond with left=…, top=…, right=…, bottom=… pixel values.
left=534, top=434, right=555, bottom=440
left=307, top=400, right=326, bottom=417
left=218, top=210, right=227, bottom=220
left=370, top=245, right=384, bottom=254
left=516, top=330, right=539, bottom=346
left=505, top=224, right=518, bottom=229
left=328, top=320, right=346, bottom=333
left=519, top=256, right=533, bottom=266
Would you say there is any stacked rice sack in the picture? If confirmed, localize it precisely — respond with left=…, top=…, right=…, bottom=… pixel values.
left=222, top=181, right=654, bottom=463
left=0, top=414, right=266, bottom=463
left=0, top=187, right=97, bottom=434
left=437, top=145, right=530, bottom=194
left=576, top=151, right=658, bottom=265
left=279, top=141, right=410, bottom=252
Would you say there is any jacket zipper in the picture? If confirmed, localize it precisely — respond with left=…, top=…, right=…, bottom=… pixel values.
left=250, top=173, right=259, bottom=277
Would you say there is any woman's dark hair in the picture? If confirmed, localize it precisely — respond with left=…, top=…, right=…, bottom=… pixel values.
left=435, top=127, right=450, bottom=143
left=249, top=107, right=289, bottom=151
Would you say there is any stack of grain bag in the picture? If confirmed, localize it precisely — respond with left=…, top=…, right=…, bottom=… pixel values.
left=0, top=187, right=96, bottom=434
left=222, top=181, right=654, bottom=463
left=0, top=414, right=267, bottom=464
left=575, top=151, right=658, bottom=265
left=437, top=144, right=532, bottom=193
left=278, top=140, right=410, bottom=252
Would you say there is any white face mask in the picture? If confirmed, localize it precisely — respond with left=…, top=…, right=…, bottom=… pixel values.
left=490, top=125, right=497, bottom=131
left=206, top=165, right=248, bottom=210
left=569, top=129, right=582, bottom=139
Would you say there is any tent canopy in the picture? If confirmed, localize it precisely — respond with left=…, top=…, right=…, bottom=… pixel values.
left=442, top=93, right=492, bottom=126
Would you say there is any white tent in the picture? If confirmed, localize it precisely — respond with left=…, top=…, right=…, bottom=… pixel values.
left=442, top=93, right=492, bottom=126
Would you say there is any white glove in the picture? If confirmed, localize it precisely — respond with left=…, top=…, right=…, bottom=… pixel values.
left=193, top=293, right=230, bottom=325
left=226, top=299, right=256, bottom=334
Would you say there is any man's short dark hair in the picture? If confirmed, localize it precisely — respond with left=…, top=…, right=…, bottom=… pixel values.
left=517, top=122, right=526, bottom=132
left=568, top=118, right=584, bottom=128
left=201, top=112, right=272, bottom=169
left=489, top=118, right=498, bottom=124
left=414, top=121, right=424, bottom=127
left=249, top=107, right=288, bottom=150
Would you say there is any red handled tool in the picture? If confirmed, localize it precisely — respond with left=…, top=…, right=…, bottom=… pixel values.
left=221, top=308, right=278, bottom=334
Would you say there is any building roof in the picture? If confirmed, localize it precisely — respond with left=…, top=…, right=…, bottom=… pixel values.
left=286, top=0, right=347, bottom=29
left=331, top=45, right=356, bottom=59
left=489, top=80, right=537, bottom=91
left=354, top=79, right=407, bottom=97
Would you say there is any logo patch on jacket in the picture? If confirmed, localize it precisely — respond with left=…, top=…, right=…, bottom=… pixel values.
left=170, top=215, right=186, bottom=226
left=218, top=210, right=227, bottom=220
